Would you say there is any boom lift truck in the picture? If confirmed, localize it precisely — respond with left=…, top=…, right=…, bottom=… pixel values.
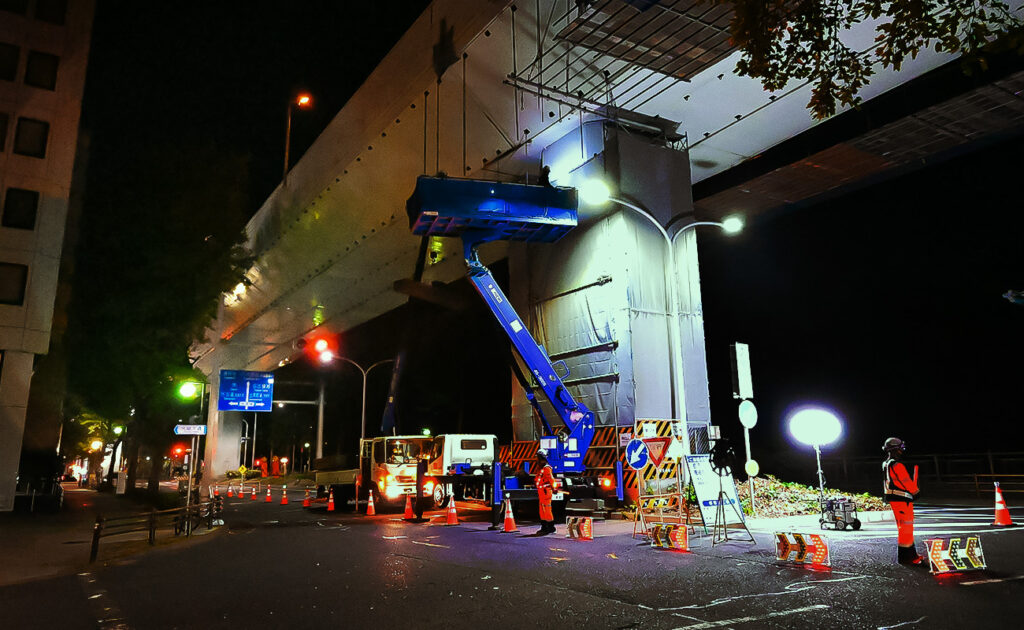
left=406, top=176, right=623, bottom=516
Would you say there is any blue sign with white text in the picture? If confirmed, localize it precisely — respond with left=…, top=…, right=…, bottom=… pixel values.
left=218, top=370, right=275, bottom=412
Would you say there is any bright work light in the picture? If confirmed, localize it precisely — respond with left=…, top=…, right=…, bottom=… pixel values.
left=578, top=179, right=611, bottom=205
left=788, top=407, right=842, bottom=447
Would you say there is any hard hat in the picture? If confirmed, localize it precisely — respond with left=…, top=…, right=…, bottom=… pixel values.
left=537, top=448, right=549, bottom=460
left=883, top=437, right=906, bottom=454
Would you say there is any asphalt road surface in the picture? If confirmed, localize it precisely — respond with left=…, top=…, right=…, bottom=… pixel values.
left=3, top=496, right=1023, bottom=629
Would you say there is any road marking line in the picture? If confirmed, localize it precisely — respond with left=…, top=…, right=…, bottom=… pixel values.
left=961, top=575, right=1024, bottom=586
left=660, top=575, right=870, bottom=612
left=410, top=540, right=450, bottom=548
left=382, top=535, right=407, bottom=539
left=549, top=557, right=568, bottom=562
left=671, top=604, right=829, bottom=629
left=878, top=616, right=927, bottom=629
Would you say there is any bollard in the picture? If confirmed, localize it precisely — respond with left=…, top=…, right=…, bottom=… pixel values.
left=148, top=510, right=157, bottom=545
left=89, top=515, right=104, bottom=563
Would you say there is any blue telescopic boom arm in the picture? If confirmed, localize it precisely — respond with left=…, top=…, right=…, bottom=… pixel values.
left=406, top=176, right=595, bottom=474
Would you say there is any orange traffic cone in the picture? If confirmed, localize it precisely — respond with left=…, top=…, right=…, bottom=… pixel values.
left=251, top=486, right=257, bottom=500
left=403, top=494, right=414, bottom=519
left=280, top=485, right=289, bottom=505
left=303, top=489, right=311, bottom=507
left=366, top=490, right=376, bottom=516
left=265, top=486, right=272, bottom=503
left=445, top=495, right=459, bottom=526
left=227, top=484, right=234, bottom=498
left=993, top=482, right=1015, bottom=526
left=327, top=488, right=335, bottom=512
left=502, top=498, right=518, bottom=533
left=214, top=484, right=220, bottom=497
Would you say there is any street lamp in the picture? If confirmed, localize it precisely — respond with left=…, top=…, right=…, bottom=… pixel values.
left=323, top=356, right=395, bottom=442
left=284, top=92, right=313, bottom=181
left=578, top=178, right=742, bottom=421
left=788, top=406, right=843, bottom=498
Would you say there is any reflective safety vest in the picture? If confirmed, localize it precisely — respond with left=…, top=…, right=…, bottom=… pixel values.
left=883, top=458, right=915, bottom=502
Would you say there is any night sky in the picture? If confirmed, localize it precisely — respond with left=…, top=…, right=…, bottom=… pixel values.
left=80, top=3, right=1022, bottom=479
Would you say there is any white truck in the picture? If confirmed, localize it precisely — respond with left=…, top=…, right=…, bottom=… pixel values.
left=314, top=433, right=498, bottom=510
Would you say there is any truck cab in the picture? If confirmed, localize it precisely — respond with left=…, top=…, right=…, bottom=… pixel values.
left=359, top=435, right=433, bottom=506
left=425, top=434, right=497, bottom=506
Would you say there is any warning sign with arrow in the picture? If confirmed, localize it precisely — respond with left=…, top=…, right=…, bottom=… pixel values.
left=642, top=437, right=672, bottom=467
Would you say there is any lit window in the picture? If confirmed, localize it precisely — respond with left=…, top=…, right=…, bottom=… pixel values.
left=25, top=51, right=58, bottom=90
left=0, top=262, right=28, bottom=305
left=0, top=43, right=17, bottom=81
left=3, top=188, right=39, bottom=230
left=13, top=117, right=48, bottom=158
left=34, top=0, right=66, bottom=24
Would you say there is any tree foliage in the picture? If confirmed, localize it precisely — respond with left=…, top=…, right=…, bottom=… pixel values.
left=66, top=142, right=252, bottom=485
left=721, top=0, right=1024, bottom=119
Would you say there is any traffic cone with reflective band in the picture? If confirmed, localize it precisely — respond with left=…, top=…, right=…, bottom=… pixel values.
left=366, top=490, right=376, bottom=516
left=303, top=489, right=311, bottom=507
left=251, top=486, right=257, bottom=500
left=280, top=485, right=289, bottom=505
left=993, top=482, right=1015, bottom=526
left=502, top=498, right=518, bottom=533
left=265, top=486, right=272, bottom=503
left=214, top=484, right=220, bottom=497
left=445, top=495, right=459, bottom=526
left=327, top=488, right=335, bottom=512
left=403, top=494, right=414, bottom=519
left=227, top=484, right=234, bottom=498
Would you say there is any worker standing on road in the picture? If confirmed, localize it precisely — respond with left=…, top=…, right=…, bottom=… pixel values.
left=535, top=449, right=557, bottom=536
left=882, top=437, right=923, bottom=565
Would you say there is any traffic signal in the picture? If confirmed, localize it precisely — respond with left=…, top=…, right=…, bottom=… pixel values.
left=296, top=334, right=336, bottom=364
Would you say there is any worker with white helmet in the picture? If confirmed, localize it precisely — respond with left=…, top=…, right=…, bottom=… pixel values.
left=534, top=448, right=557, bottom=535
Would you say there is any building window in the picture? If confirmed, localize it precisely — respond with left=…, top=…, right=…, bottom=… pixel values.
left=13, top=117, right=48, bottom=158
left=0, top=42, right=18, bottom=82
left=2, top=188, right=39, bottom=230
left=0, top=0, right=29, bottom=16
left=33, top=0, right=65, bottom=24
left=24, top=51, right=58, bottom=90
left=0, top=112, right=8, bottom=151
left=0, top=262, right=28, bottom=306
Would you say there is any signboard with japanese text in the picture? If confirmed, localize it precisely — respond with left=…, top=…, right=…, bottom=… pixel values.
left=218, top=370, right=275, bottom=412
left=173, top=424, right=207, bottom=436
left=685, top=454, right=744, bottom=527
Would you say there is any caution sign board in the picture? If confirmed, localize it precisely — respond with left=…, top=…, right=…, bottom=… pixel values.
left=925, top=536, right=986, bottom=574
left=566, top=516, right=593, bottom=540
left=685, top=454, right=744, bottom=527
left=650, top=523, right=688, bottom=551
left=775, top=532, right=831, bottom=567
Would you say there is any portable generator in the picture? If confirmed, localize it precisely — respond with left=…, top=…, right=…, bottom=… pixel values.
left=819, top=496, right=862, bottom=531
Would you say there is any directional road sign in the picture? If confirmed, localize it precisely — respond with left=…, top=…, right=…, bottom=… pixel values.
left=173, top=424, right=207, bottom=436
left=625, top=439, right=649, bottom=470
left=218, top=370, right=275, bottom=412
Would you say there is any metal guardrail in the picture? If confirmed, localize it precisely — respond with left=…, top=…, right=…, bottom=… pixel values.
left=973, top=474, right=1024, bottom=497
left=89, top=497, right=223, bottom=563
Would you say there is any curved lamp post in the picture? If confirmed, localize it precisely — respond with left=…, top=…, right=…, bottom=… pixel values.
left=329, top=357, right=395, bottom=442
left=578, top=179, right=742, bottom=421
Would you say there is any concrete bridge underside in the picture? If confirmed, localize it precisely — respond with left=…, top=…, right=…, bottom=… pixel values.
left=196, top=0, right=1024, bottom=477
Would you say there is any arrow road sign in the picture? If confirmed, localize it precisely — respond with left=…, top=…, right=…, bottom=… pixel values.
left=625, top=439, right=649, bottom=470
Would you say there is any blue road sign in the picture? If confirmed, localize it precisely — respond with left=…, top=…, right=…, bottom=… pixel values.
left=625, top=439, right=650, bottom=470
left=218, top=370, right=275, bottom=412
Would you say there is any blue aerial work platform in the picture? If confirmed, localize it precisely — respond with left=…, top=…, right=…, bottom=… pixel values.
left=406, top=176, right=595, bottom=475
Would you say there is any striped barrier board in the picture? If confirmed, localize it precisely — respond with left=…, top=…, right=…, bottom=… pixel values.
left=925, top=536, right=986, bottom=574
left=566, top=516, right=593, bottom=540
left=650, top=522, right=688, bottom=550
left=775, top=532, right=831, bottom=567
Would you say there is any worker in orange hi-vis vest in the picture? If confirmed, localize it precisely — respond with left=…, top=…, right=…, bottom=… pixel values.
left=534, top=449, right=558, bottom=536
left=882, top=437, right=923, bottom=565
